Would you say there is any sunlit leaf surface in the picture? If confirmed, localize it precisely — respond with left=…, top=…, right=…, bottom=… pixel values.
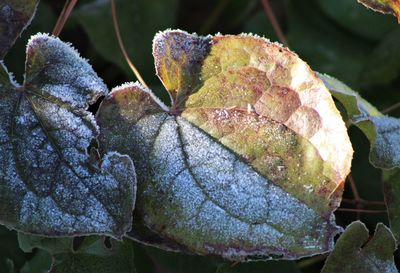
left=97, top=30, right=353, bottom=260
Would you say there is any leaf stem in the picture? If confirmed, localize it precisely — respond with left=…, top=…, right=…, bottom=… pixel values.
left=260, top=0, right=288, bottom=47
left=200, top=0, right=231, bottom=34
left=336, top=208, right=387, bottom=214
left=341, top=198, right=385, bottom=206
left=347, top=173, right=362, bottom=219
left=347, top=174, right=361, bottom=201
left=111, top=0, right=149, bottom=88
left=52, top=0, right=78, bottom=37
left=382, top=101, right=400, bottom=114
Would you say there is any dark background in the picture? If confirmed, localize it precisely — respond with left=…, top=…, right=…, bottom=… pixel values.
left=1, top=0, right=400, bottom=272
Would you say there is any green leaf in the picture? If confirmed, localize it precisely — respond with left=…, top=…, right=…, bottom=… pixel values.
left=75, top=0, right=178, bottom=82
left=321, top=221, right=397, bottom=273
left=0, top=226, right=30, bottom=272
left=319, top=73, right=400, bottom=169
left=357, top=0, right=400, bottom=22
left=215, top=261, right=300, bottom=273
left=286, top=0, right=373, bottom=88
left=383, top=168, right=400, bottom=241
left=0, top=0, right=39, bottom=59
left=18, top=232, right=72, bottom=254
left=318, top=73, right=380, bottom=118
left=144, top=246, right=219, bottom=273
left=5, top=259, right=15, bottom=273
left=217, top=0, right=258, bottom=31
left=0, top=33, right=136, bottom=238
left=97, top=30, right=353, bottom=260
left=316, top=0, right=396, bottom=40
left=18, top=234, right=135, bottom=273
left=242, top=11, right=279, bottom=42
left=362, top=28, right=400, bottom=85
left=320, top=74, right=400, bottom=239
left=20, top=250, right=51, bottom=273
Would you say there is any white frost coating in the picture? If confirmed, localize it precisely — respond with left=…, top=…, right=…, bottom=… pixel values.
left=152, top=29, right=212, bottom=54
left=369, top=116, right=400, bottom=168
left=111, top=81, right=170, bottom=112
left=0, top=34, right=136, bottom=238
left=133, top=114, right=339, bottom=259
left=25, top=33, right=108, bottom=108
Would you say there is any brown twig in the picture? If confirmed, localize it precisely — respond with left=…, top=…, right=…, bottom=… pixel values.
left=111, top=0, right=148, bottom=88
left=341, top=198, right=385, bottom=206
left=52, top=0, right=78, bottom=37
left=260, top=0, right=288, bottom=47
left=336, top=208, right=387, bottom=214
left=382, top=101, right=400, bottom=114
left=347, top=174, right=362, bottom=219
left=200, top=0, right=231, bottom=34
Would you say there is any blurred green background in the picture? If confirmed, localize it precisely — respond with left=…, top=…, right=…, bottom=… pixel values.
left=1, top=0, right=400, bottom=272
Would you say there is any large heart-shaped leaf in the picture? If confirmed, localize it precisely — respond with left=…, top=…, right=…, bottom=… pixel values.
left=358, top=0, right=400, bottom=22
left=0, top=33, right=136, bottom=238
left=0, top=0, right=39, bottom=60
left=321, top=221, right=397, bottom=273
left=97, top=30, right=353, bottom=260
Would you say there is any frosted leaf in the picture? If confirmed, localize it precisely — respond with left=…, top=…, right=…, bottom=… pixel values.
left=322, top=221, right=397, bottom=273
left=0, top=33, right=136, bottom=238
left=357, top=0, right=400, bottom=22
left=0, top=0, right=38, bottom=59
left=320, top=73, right=400, bottom=169
left=97, top=30, right=353, bottom=260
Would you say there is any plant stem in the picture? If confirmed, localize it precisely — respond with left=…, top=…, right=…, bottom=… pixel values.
left=260, top=0, right=288, bottom=47
left=341, top=198, right=385, bottom=206
left=52, top=0, right=78, bottom=37
left=347, top=174, right=362, bottom=219
left=336, top=208, right=387, bottom=214
left=111, top=0, right=149, bottom=88
left=382, top=101, right=400, bottom=114
left=200, top=0, right=231, bottom=34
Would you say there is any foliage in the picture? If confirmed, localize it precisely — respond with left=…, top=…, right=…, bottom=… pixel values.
left=1, top=0, right=400, bottom=272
